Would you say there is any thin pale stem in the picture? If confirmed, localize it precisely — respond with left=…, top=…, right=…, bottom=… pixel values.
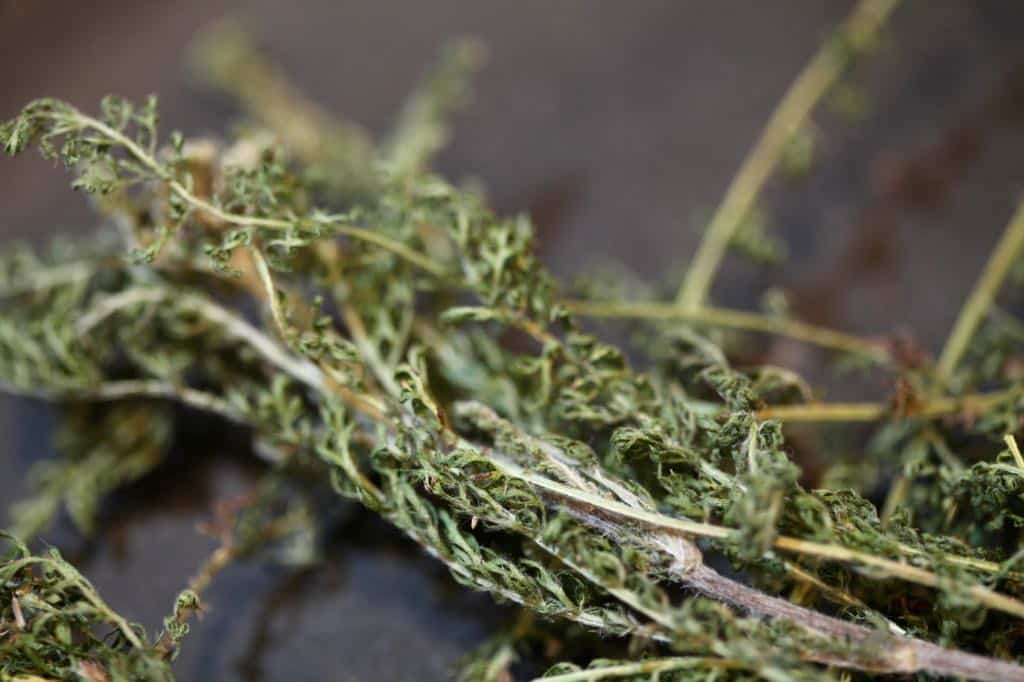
left=565, top=298, right=889, bottom=361
left=757, top=386, right=1020, bottom=423
left=0, top=261, right=96, bottom=298
left=75, top=285, right=327, bottom=393
left=1007, top=434, right=1024, bottom=470
left=676, top=0, right=900, bottom=309
left=88, top=381, right=242, bottom=422
left=532, top=657, right=739, bottom=682
left=759, top=401, right=886, bottom=422
left=154, top=506, right=308, bottom=658
left=249, top=246, right=290, bottom=342
left=245, top=247, right=390, bottom=417
left=936, top=198, right=1024, bottom=386
left=0, top=378, right=242, bottom=424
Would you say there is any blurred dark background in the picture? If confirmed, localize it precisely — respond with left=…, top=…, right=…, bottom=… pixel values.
left=2, top=1, right=1024, bottom=679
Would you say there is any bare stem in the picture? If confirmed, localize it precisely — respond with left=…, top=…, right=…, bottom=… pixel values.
left=676, top=0, right=900, bottom=310
left=936, top=197, right=1024, bottom=387
left=565, top=298, right=889, bottom=361
left=153, top=507, right=307, bottom=659
left=1007, top=434, right=1024, bottom=470
left=684, top=564, right=1024, bottom=681
left=531, top=657, right=741, bottom=682
left=757, top=386, right=1020, bottom=423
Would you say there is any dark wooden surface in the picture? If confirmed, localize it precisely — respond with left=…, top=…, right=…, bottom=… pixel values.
left=2, top=1, right=1024, bottom=679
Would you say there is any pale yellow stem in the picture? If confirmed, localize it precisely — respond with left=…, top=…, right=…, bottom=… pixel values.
left=676, top=0, right=901, bottom=310
left=566, top=298, right=889, bottom=360
left=936, top=198, right=1024, bottom=386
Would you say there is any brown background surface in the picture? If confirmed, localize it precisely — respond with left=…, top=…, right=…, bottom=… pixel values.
left=2, top=1, right=1024, bottom=679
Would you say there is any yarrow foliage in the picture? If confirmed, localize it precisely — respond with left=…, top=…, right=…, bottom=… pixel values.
left=3, top=12, right=1024, bottom=681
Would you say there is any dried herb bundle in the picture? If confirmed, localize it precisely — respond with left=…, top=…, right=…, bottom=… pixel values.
left=4, top=2, right=1024, bottom=680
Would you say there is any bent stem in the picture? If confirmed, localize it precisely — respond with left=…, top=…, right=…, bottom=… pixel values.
left=676, top=0, right=900, bottom=310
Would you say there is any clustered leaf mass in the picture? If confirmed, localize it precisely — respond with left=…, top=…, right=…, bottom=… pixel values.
left=4, top=3, right=1024, bottom=680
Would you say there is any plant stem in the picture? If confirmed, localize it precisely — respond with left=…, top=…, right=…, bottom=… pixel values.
left=676, top=0, right=900, bottom=310
left=518, top=447, right=1024, bottom=680
left=1007, top=434, right=1024, bottom=470
left=75, top=286, right=328, bottom=393
left=935, top=197, right=1024, bottom=387
left=153, top=507, right=307, bottom=659
left=532, top=657, right=739, bottom=682
left=0, top=261, right=96, bottom=298
left=757, top=386, right=1020, bottom=423
left=685, top=563, right=1024, bottom=682
left=190, top=20, right=374, bottom=173
left=493, top=456, right=1024, bottom=620
left=759, top=401, right=886, bottom=422
left=0, top=378, right=243, bottom=425
left=566, top=298, right=889, bottom=360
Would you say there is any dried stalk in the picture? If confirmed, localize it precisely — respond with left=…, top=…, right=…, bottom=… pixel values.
left=936, top=197, right=1024, bottom=386
left=4, top=14, right=1024, bottom=679
left=566, top=298, right=890, bottom=361
left=676, top=0, right=901, bottom=309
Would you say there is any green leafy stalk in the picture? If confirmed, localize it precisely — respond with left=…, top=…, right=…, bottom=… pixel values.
left=2, top=26, right=1024, bottom=682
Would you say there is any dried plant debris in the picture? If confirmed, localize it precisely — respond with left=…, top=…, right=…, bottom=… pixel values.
left=4, top=3, right=1024, bottom=680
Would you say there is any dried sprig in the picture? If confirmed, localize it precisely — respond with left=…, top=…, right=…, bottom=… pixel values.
left=0, top=533, right=173, bottom=680
left=3, top=7, right=1024, bottom=681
